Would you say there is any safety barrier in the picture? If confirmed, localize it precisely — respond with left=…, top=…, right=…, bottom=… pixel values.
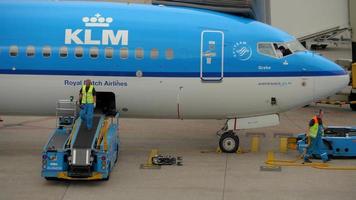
left=274, top=133, right=294, bottom=153
left=246, top=132, right=266, bottom=153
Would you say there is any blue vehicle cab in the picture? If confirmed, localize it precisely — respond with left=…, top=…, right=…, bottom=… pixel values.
left=297, top=126, right=356, bottom=158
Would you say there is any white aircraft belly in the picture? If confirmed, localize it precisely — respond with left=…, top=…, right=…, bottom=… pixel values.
left=0, top=75, right=316, bottom=119
left=179, top=77, right=314, bottom=119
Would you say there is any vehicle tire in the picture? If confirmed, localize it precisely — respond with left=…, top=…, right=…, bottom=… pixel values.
left=349, top=92, right=356, bottom=111
left=45, top=177, right=58, bottom=181
left=103, top=163, right=111, bottom=181
left=102, top=174, right=110, bottom=181
left=219, top=131, right=239, bottom=153
left=114, top=143, right=119, bottom=164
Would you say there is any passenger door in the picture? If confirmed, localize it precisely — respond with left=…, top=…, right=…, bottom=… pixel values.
left=200, top=31, right=224, bottom=81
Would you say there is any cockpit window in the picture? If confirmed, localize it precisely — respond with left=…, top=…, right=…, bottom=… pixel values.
left=274, top=43, right=292, bottom=58
left=258, top=43, right=276, bottom=58
left=258, top=40, right=306, bottom=59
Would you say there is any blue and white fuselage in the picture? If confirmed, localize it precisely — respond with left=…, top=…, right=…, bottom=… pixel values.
left=0, top=1, right=349, bottom=123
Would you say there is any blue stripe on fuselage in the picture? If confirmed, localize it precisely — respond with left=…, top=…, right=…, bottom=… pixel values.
left=0, top=69, right=347, bottom=77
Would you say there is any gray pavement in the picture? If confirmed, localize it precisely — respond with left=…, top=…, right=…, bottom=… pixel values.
left=1, top=105, right=356, bottom=200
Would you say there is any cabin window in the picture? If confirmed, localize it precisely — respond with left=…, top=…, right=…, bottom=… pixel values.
left=165, top=48, right=174, bottom=60
left=90, top=47, right=99, bottom=59
left=75, top=46, right=83, bottom=58
left=59, top=46, right=68, bottom=58
left=105, top=47, right=113, bottom=59
left=42, top=46, right=51, bottom=58
left=150, top=48, right=159, bottom=59
left=9, top=45, right=18, bottom=57
left=120, top=47, right=129, bottom=59
left=26, top=46, right=35, bottom=57
left=257, top=43, right=277, bottom=58
left=135, top=48, right=144, bottom=60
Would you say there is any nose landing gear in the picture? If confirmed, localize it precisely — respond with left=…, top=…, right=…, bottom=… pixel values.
left=219, top=131, right=239, bottom=153
left=216, top=115, right=280, bottom=152
left=217, top=121, right=240, bottom=153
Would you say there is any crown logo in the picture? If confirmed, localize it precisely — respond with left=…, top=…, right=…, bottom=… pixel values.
left=82, top=13, right=113, bottom=27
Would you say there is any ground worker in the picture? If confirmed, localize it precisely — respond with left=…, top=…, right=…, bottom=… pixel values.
left=304, top=109, right=329, bottom=163
left=79, top=79, right=96, bottom=130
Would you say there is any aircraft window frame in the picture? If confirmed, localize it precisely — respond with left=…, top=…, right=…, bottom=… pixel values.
left=150, top=48, right=159, bottom=60
left=286, top=40, right=306, bottom=53
left=59, top=46, right=68, bottom=58
left=120, top=47, right=129, bottom=59
left=165, top=48, right=174, bottom=60
left=135, top=48, right=144, bottom=60
left=75, top=46, right=84, bottom=58
left=105, top=47, right=114, bottom=59
left=26, top=46, right=35, bottom=57
left=90, top=47, right=99, bottom=59
left=42, top=46, right=51, bottom=58
left=9, top=45, right=19, bottom=57
left=257, top=43, right=277, bottom=58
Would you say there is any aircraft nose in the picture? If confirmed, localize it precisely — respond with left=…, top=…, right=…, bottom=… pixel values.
left=313, top=64, right=349, bottom=101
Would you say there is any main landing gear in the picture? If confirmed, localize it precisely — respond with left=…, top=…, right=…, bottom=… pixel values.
left=217, top=120, right=240, bottom=153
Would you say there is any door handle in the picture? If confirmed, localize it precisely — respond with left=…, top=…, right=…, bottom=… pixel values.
left=204, top=52, right=216, bottom=57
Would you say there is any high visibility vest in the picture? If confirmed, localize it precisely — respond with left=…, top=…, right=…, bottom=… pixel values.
left=309, top=116, right=319, bottom=138
left=81, top=85, right=94, bottom=104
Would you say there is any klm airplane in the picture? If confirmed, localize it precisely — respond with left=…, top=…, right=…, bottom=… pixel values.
left=0, top=1, right=349, bottom=152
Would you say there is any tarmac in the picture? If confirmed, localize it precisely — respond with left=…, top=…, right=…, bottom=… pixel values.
left=1, top=105, right=356, bottom=200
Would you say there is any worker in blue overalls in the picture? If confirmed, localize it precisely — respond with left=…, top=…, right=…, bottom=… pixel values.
left=304, top=109, right=329, bottom=163
left=79, top=79, right=96, bottom=130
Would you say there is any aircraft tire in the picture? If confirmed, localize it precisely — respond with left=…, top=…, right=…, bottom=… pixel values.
left=219, top=131, right=239, bottom=153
